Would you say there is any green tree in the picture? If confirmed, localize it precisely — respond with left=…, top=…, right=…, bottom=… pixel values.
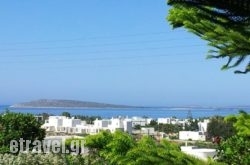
left=61, top=112, right=71, bottom=118
left=215, top=111, right=250, bottom=164
left=124, top=136, right=206, bottom=165
left=225, top=110, right=250, bottom=137
left=100, top=130, right=135, bottom=165
left=216, top=135, right=250, bottom=165
left=84, top=130, right=113, bottom=164
left=158, top=123, right=182, bottom=134
left=148, top=119, right=158, bottom=127
left=167, top=0, right=250, bottom=73
left=84, top=131, right=221, bottom=165
left=74, top=115, right=101, bottom=124
left=0, top=112, right=45, bottom=153
left=38, top=112, right=50, bottom=123
left=207, top=116, right=235, bottom=140
left=64, top=137, right=85, bottom=155
left=133, top=124, right=141, bottom=130
left=185, top=119, right=199, bottom=131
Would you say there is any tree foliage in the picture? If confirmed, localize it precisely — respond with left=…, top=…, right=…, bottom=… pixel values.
left=85, top=130, right=219, bottom=165
left=124, top=136, right=205, bottom=165
left=167, top=0, right=250, bottom=73
left=64, top=137, right=85, bottom=155
left=61, top=112, right=102, bottom=124
left=74, top=115, right=101, bottom=124
left=225, top=110, right=250, bottom=137
left=185, top=119, right=199, bottom=131
left=84, top=131, right=113, bottom=164
left=147, top=120, right=183, bottom=134
left=0, top=112, right=45, bottom=153
left=100, top=131, right=135, bottom=165
left=61, top=112, right=71, bottom=118
left=216, top=111, right=250, bottom=164
left=216, top=135, right=250, bottom=165
left=207, top=116, right=235, bottom=140
left=0, top=153, right=85, bottom=165
left=158, top=123, right=183, bottom=134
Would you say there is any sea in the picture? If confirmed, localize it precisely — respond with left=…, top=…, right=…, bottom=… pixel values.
left=1, top=105, right=250, bottom=119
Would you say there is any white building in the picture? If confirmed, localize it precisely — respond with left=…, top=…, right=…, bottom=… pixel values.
left=123, top=118, right=133, bottom=133
left=157, top=118, right=171, bottom=124
left=141, top=127, right=155, bottom=136
left=198, top=119, right=209, bottom=132
left=157, top=117, right=187, bottom=126
left=179, top=131, right=206, bottom=141
left=181, top=146, right=216, bottom=160
left=130, top=116, right=152, bottom=127
left=94, top=117, right=133, bottom=134
left=42, top=116, right=84, bottom=133
left=42, top=116, right=132, bottom=135
left=94, top=119, right=109, bottom=129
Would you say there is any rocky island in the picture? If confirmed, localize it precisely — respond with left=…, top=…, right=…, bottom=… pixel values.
left=10, top=99, right=135, bottom=108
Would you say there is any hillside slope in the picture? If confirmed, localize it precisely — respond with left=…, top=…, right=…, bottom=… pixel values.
left=11, top=99, right=134, bottom=108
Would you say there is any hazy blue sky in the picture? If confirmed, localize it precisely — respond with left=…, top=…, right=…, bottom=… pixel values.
left=1, top=1, right=249, bottom=106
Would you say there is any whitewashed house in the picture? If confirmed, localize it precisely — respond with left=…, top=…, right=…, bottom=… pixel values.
left=42, top=116, right=86, bottom=134
left=141, top=127, right=155, bottom=136
left=157, top=117, right=171, bottom=124
left=42, top=116, right=138, bottom=135
left=179, top=131, right=206, bottom=141
left=198, top=119, right=209, bottom=132
left=158, top=117, right=187, bottom=125
left=93, top=117, right=132, bottom=134
left=130, top=116, right=150, bottom=127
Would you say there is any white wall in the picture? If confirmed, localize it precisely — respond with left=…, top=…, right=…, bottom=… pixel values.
left=42, top=116, right=150, bottom=135
left=157, top=118, right=171, bottom=124
left=198, top=119, right=209, bottom=132
left=63, top=118, right=81, bottom=127
left=141, top=127, right=155, bottom=135
left=179, top=131, right=206, bottom=141
left=181, top=146, right=216, bottom=160
left=123, top=120, right=132, bottom=134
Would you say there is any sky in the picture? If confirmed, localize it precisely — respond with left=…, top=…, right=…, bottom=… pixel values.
left=0, top=0, right=250, bottom=106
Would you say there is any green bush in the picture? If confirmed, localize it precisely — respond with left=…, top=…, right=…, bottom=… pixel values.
left=0, top=153, right=85, bottom=165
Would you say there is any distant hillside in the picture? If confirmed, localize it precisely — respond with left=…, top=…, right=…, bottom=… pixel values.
left=11, top=99, right=135, bottom=108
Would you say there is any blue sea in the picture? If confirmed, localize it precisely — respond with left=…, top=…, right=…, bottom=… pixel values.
left=1, top=105, right=249, bottom=119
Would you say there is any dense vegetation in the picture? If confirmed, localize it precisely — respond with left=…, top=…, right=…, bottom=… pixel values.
left=207, top=116, right=235, bottom=140
left=84, top=130, right=219, bottom=165
left=0, top=111, right=249, bottom=164
left=0, top=153, right=85, bottom=165
left=147, top=120, right=183, bottom=135
left=216, top=111, right=250, bottom=164
left=0, top=111, right=45, bottom=154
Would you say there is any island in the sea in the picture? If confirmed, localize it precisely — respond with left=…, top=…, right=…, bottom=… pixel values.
left=10, top=99, right=137, bottom=108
